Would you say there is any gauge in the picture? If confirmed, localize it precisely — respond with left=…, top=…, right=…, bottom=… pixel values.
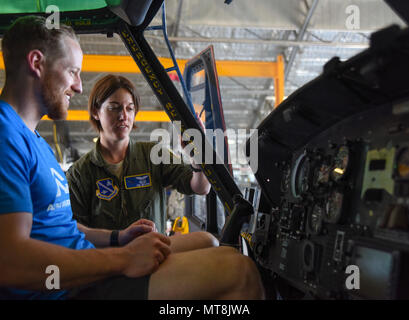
left=308, top=204, right=324, bottom=235
left=291, top=153, right=311, bottom=198
left=324, top=191, right=343, bottom=223
left=332, top=145, right=350, bottom=181
left=397, top=148, right=409, bottom=179
left=313, top=163, right=331, bottom=187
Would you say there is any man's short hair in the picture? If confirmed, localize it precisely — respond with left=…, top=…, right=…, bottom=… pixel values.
left=2, top=15, right=77, bottom=78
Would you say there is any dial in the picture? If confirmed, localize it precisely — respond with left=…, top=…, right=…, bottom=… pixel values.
left=325, top=191, right=344, bottom=223
left=332, top=146, right=350, bottom=181
left=308, top=204, right=324, bottom=235
left=397, top=148, right=409, bottom=179
left=291, top=153, right=311, bottom=198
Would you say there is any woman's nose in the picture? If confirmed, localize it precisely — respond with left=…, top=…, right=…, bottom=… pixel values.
left=118, top=107, right=128, bottom=120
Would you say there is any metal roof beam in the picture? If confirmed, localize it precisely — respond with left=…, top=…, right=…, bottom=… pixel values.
left=80, top=55, right=282, bottom=78
left=143, top=35, right=369, bottom=49
left=42, top=110, right=171, bottom=122
left=285, top=0, right=320, bottom=81
left=0, top=52, right=282, bottom=78
left=41, top=109, right=206, bottom=122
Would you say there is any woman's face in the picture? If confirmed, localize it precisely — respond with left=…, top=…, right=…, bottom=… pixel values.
left=94, top=88, right=136, bottom=142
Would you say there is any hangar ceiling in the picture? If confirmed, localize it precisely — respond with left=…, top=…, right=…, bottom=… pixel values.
left=0, top=0, right=405, bottom=177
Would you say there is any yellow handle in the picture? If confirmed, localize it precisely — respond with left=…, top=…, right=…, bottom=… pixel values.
left=172, top=216, right=189, bottom=234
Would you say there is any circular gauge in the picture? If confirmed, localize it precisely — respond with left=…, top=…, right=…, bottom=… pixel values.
left=397, top=148, right=409, bottom=179
left=291, top=153, right=311, bottom=198
left=308, top=204, right=324, bottom=235
left=331, top=146, right=350, bottom=181
left=313, top=163, right=331, bottom=187
left=324, top=191, right=344, bottom=223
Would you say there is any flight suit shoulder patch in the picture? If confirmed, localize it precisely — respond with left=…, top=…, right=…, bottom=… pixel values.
left=96, top=178, right=119, bottom=201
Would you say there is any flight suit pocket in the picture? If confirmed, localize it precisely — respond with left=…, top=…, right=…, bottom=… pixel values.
left=139, top=200, right=152, bottom=220
left=96, top=209, right=118, bottom=229
left=91, top=197, right=120, bottom=229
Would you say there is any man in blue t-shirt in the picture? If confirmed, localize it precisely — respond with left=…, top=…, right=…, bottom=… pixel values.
left=0, top=15, right=264, bottom=300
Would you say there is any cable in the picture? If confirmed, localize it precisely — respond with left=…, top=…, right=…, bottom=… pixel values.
left=52, top=122, right=63, bottom=163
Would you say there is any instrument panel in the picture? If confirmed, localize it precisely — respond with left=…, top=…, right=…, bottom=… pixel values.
left=251, top=96, right=409, bottom=298
left=277, top=140, right=362, bottom=238
left=249, top=102, right=409, bottom=299
left=244, top=24, right=409, bottom=299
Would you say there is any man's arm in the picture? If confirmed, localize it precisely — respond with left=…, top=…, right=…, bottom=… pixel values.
left=0, top=212, right=170, bottom=291
left=76, top=223, right=111, bottom=248
left=66, top=166, right=92, bottom=226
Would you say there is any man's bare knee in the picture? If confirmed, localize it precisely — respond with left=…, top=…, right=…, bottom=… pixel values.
left=169, top=231, right=219, bottom=253
left=239, top=254, right=265, bottom=299
left=148, top=245, right=264, bottom=300
left=194, top=231, right=219, bottom=248
left=213, top=246, right=265, bottom=299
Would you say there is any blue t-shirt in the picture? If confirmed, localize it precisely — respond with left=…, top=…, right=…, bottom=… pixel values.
left=0, top=101, right=95, bottom=300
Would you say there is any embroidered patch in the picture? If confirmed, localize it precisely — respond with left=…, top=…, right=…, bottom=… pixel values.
left=124, top=173, right=152, bottom=189
left=96, top=178, right=119, bottom=201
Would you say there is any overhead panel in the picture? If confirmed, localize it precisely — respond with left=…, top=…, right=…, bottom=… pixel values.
left=0, top=0, right=113, bottom=13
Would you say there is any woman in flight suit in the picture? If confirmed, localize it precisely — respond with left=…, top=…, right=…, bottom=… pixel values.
left=67, top=74, right=216, bottom=250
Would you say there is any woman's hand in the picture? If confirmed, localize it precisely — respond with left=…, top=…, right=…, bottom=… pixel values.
left=119, top=219, right=157, bottom=246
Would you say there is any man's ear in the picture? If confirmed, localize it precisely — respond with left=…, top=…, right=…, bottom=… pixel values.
left=26, top=50, right=45, bottom=78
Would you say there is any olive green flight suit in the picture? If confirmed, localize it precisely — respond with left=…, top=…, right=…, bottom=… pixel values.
left=66, top=140, right=194, bottom=234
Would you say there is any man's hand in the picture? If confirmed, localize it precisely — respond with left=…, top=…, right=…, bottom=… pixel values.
left=121, top=232, right=172, bottom=278
left=119, top=219, right=157, bottom=246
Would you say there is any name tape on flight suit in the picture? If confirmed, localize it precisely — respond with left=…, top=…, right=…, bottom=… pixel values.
left=124, top=173, right=152, bottom=189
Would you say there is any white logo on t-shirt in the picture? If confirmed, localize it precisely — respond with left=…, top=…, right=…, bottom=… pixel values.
left=50, top=168, right=69, bottom=197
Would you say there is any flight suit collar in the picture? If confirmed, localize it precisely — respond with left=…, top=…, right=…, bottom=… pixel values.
left=90, top=138, right=134, bottom=168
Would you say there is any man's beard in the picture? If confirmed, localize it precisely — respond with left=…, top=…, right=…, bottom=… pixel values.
left=40, top=72, right=68, bottom=120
